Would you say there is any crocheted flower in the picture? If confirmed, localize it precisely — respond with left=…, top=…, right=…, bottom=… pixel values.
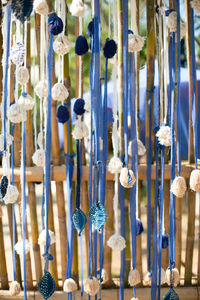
left=171, top=176, right=187, bottom=198
left=34, top=80, right=48, bottom=98
left=9, top=281, right=21, bottom=296
left=107, top=233, right=126, bottom=251
left=52, top=83, right=69, bottom=102
left=0, top=133, right=13, bottom=151
left=18, top=92, right=35, bottom=111
left=14, top=239, right=30, bottom=255
left=53, top=35, right=71, bottom=56
left=108, top=157, right=123, bottom=174
left=128, top=269, right=141, bottom=286
left=63, top=278, right=78, bottom=293
left=32, top=149, right=45, bottom=167
left=4, top=184, right=19, bottom=204
left=7, top=103, right=27, bottom=123
left=17, top=67, right=29, bottom=85
left=128, top=33, right=144, bottom=52
left=84, top=277, right=99, bottom=296
left=72, top=118, right=89, bottom=140
left=33, top=0, right=49, bottom=15
left=69, top=0, right=86, bottom=17
left=11, top=42, right=25, bottom=65
left=156, top=125, right=171, bottom=147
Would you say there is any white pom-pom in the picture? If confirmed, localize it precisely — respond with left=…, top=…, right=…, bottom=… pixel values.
left=190, top=169, right=200, bottom=191
left=168, top=11, right=177, bottom=32
left=143, top=268, right=166, bottom=286
left=108, top=157, right=123, bottom=174
left=33, top=0, right=49, bottom=15
left=128, top=269, right=141, bottom=286
left=0, top=133, right=13, bottom=151
left=171, top=176, right=187, bottom=198
left=191, top=0, right=200, bottom=13
left=7, top=103, right=26, bottom=124
left=63, top=278, right=78, bottom=293
left=156, top=125, right=171, bottom=147
left=38, top=229, right=56, bottom=246
left=101, top=268, right=108, bottom=284
left=10, top=281, right=21, bottom=296
left=14, top=239, right=30, bottom=256
left=128, top=139, right=146, bottom=157
left=17, top=67, right=29, bottom=85
left=52, top=83, right=69, bottom=102
left=166, top=268, right=180, bottom=287
left=120, top=167, right=136, bottom=188
left=107, top=233, right=126, bottom=251
left=84, top=277, right=99, bottom=296
left=34, top=80, right=48, bottom=98
left=70, top=0, right=86, bottom=17
left=53, top=35, right=71, bottom=56
left=32, top=149, right=45, bottom=167
left=72, top=118, right=89, bottom=140
left=128, top=33, right=144, bottom=52
left=4, top=184, right=19, bottom=204
left=18, top=92, right=35, bottom=111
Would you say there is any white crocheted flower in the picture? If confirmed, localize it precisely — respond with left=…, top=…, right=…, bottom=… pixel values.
left=52, top=83, right=69, bottom=102
left=128, top=33, right=144, bottom=52
left=72, top=118, right=89, bottom=140
left=32, top=149, right=45, bottom=167
left=171, top=176, right=187, bottom=198
left=70, top=0, right=86, bottom=17
left=0, top=133, right=13, bottom=151
left=33, top=0, right=49, bottom=15
left=34, top=80, right=48, bottom=98
left=9, top=281, right=21, bottom=296
left=14, top=239, right=30, bottom=256
left=11, top=42, right=25, bottom=65
left=165, top=268, right=180, bottom=287
left=17, top=67, right=29, bottom=85
left=4, top=184, right=19, bottom=204
left=18, top=92, right=35, bottom=111
left=84, top=277, right=99, bottom=296
left=38, top=229, right=56, bottom=246
left=107, top=233, right=126, bottom=251
left=53, top=35, right=71, bottom=56
left=7, top=103, right=26, bottom=123
left=63, top=278, right=78, bottom=293
left=156, top=125, right=171, bottom=147
left=128, top=269, right=141, bottom=286
left=108, top=157, right=123, bottom=174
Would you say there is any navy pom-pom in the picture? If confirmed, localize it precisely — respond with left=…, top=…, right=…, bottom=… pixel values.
left=162, top=234, right=169, bottom=249
left=103, top=38, right=117, bottom=59
left=73, top=98, right=85, bottom=115
left=48, top=13, right=63, bottom=36
left=75, top=35, right=89, bottom=56
left=11, top=0, right=33, bottom=23
left=87, top=20, right=94, bottom=37
left=136, top=219, right=144, bottom=236
left=0, top=176, right=8, bottom=199
left=128, top=29, right=134, bottom=34
left=56, top=105, right=69, bottom=124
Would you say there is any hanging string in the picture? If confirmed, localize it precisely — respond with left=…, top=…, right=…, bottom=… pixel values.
left=169, top=32, right=176, bottom=270
left=176, top=0, right=181, bottom=175
left=11, top=124, right=16, bottom=281
left=190, top=3, right=198, bottom=168
left=79, top=141, right=84, bottom=296
left=129, top=52, right=138, bottom=299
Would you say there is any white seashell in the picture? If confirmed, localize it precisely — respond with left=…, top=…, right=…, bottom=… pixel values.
left=168, top=11, right=177, bottom=32
left=84, top=277, right=99, bottom=296
left=120, top=167, right=136, bottom=188
left=171, top=176, right=187, bottom=198
left=107, top=233, right=126, bottom=251
left=165, top=268, right=180, bottom=287
left=128, top=139, right=146, bottom=157
left=7, top=103, right=26, bottom=124
left=101, top=268, right=108, bottom=284
left=190, top=169, right=200, bottom=191
left=128, top=269, right=141, bottom=286
left=108, top=157, right=123, bottom=174
left=63, top=278, right=78, bottom=293
left=32, top=149, right=45, bottom=167
left=4, top=184, right=19, bottom=204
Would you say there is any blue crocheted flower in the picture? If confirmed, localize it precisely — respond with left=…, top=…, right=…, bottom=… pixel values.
left=103, top=38, right=117, bottom=59
left=56, top=105, right=69, bottom=124
left=89, top=203, right=107, bottom=231
left=75, top=35, right=89, bottom=56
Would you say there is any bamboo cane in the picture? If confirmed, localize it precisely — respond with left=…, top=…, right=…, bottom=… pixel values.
left=0, top=217, right=9, bottom=289
left=26, top=16, right=42, bottom=285
left=184, top=0, right=196, bottom=285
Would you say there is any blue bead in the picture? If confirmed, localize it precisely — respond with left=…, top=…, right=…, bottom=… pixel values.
left=22, top=91, right=27, bottom=97
left=87, top=20, right=94, bottom=37
left=0, top=176, right=8, bottom=199
left=89, top=203, right=107, bottom=231
left=128, top=29, right=133, bottom=34
left=73, top=98, right=85, bottom=115
left=103, top=39, right=117, bottom=59
left=136, top=219, right=144, bottom=236
left=162, top=233, right=169, bottom=249
left=75, top=35, right=89, bottom=56
left=38, top=272, right=55, bottom=300
left=56, top=105, right=69, bottom=124
left=48, top=13, right=63, bottom=36
left=162, top=288, right=179, bottom=300
left=72, top=208, right=87, bottom=236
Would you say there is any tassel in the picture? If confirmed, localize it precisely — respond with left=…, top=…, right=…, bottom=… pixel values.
left=11, top=0, right=33, bottom=23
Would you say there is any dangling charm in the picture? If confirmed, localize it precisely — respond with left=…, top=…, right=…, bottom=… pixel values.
left=72, top=208, right=87, bottom=236
left=89, top=202, right=107, bottom=231
left=38, top=272, right=55, bottom=300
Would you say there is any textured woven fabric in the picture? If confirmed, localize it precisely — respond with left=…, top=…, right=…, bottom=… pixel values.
left=89, top=202, right=107, bottom=231
left=72, top=208, right=87, bottom=236
left=38, top=272, right=55, bottom=300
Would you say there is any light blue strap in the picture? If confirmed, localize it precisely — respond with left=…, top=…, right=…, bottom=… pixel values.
left=11, top=124, right=16, bottom=281
left=119, top=185, right=125, bottom=300
left=79, top=141, right=84, bottom=296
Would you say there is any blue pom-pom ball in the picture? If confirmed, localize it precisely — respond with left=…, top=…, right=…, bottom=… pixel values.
left=128, top=29, right=134, bottom=34
left=103, top=38, right=117, bottom=59
left=87, top=20, right=94, bottom=37
left=48, top=13, right=63, bottom=35
left=162, top=233, right=169, bottom=249
left=75, top=35, right=89, bottom=56
left=56, top=105, right=69, bottom=124
left=73, top=98, right=85, bottom=115
left=136, top=219, right=144, bottom=236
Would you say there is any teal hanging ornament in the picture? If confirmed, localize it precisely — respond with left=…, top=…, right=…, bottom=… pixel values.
left=162, top=288, right=179, bottom=300
left=89, top=202, right=107, bottom=231
left=72, top=207, right=87, bottom=236
left=0, top=175, right=8, bottom=199
left=72, top=140, right=87, bottom=235
left=38, top=271, right=55, bottom=300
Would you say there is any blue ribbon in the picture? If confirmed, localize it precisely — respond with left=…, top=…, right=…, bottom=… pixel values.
left=151, top=135, right=159, bottom=300
left=176, top=0, right=181, bottom=175
left=146, top=87, right=154, bottom=273
left=158, top=146, right=165, bottom=300
left=190, top=3, right=198, bottom=168
left=44, top=33, right=54, bottom=266
left=11, top=124, right=16, bottom=281
left=129, top=53, right=137, bottom=298
left=3, top=5, right=11, bottom=151
left=22, top=121, right=27, bottom=300
left=169, top=33, right=176, bottom=270
left=79, top=141, right=84, bottom=296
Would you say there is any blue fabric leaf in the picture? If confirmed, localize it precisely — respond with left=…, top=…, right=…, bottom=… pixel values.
left=162, top=288, right=179, bottom=300
left=0, top=176, right=8, bottom=199
left=72, top=208, right=87, bottom=236
left=89, top=202, right=107, bottom=231
left=38, top=272, right=55, bottom=300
